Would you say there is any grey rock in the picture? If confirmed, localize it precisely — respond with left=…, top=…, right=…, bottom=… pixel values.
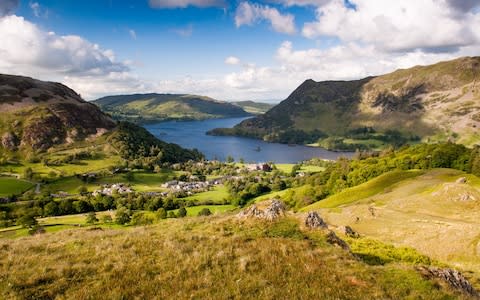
left=305, top=211, right=328, bottom=229
left=417, top=266, right=479, bottom=298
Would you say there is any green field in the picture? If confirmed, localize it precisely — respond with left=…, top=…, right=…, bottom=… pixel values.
left=183, top=185, right=229, bottom=204
left=302, top=169, right=425, bottom=210
left=0, top=177, right=34, bottom=197
left=274, top=164, right=325, bottom=174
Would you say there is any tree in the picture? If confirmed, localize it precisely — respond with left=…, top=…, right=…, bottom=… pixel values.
left=24, top=167, right=33, bottom=180
left=167, top=211, right=177, bottom=218
left=131, top=212, right=153, bottom=225
left=177, top=207, right=187, bottom=218
left=115, top=207, right=132, bottom=225
left=156, top=208, right=167, bottom=219
left=17, top=213, right=37, bottom=228
left=86, top=212, right=99, bottom=224
left=44, top=201, right=59, bottom=216
left=226, top=155, right=234, bottom=163
left=101, top=214, right=113, bottom=223
left=198, top=208, right=212, bottom=216
left=124, top=171, right=135, bottom=182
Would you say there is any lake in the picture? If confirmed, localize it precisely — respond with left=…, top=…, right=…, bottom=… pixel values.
left=144, top=117, right=354, bottom=163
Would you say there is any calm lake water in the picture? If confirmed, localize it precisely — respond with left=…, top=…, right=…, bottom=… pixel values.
left=144, top=117, right=354, bottom=163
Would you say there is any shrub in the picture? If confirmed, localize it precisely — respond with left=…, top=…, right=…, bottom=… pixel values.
left=198, top=208, right=212, bottom=216
left=177, top=207, right=187, bottom=218
left=115, top=207, right=132, bottom=225
left=86, top=212, right=99, bottom=224
left=156, top=208, right=167, bottom=219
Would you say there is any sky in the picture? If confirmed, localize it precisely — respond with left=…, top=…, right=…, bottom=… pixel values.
left=0, top=0, right=480, bottom=101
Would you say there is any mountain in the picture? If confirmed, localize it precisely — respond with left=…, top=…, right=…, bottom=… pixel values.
left=93, top=93, right=251, bottom=123
left=0, top=74, right=116, bottom=152
left=210, top=57, right=480, bottom=149
left=0, top=74, right=202, bottom=162
left=232, top=100, right=275, bottom=115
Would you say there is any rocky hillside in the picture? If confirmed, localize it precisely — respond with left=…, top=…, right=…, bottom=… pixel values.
left=0, top=74, right=203, bottom=163
left=93, top=93, right=250, bottom=123
left=0, top=74, right=116, bottom=152
left=211, top=57, right=480, bottom=149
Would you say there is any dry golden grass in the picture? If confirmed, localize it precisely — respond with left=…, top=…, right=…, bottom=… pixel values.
left=0, top=215, right=467, bottom=299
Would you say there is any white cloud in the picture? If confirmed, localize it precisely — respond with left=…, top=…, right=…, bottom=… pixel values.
left=0, top=0, right=18, bottom=17
left=235, top=2, right=296, bottom=34
left=29, top=2, right=40, bottom=17
left=302, top=0, right=480, bottom=53
left=148, top=0, right=226, bottom=9
left=0, top=15, right=141, bottom=99
left=172, top=24, right=193, bottom=37
left=224, top=56, right=240, bottom=65
left=129, top=29, right=137, bottom=40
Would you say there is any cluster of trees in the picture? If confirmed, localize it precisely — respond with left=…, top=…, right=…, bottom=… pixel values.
left=108, top=122, right=203, bottom=163
left=225, top=170, right=290, bottom=206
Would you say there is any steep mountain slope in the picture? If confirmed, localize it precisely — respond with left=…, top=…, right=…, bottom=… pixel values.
left=93, top=93, right=250, bottom=123
left=0, top=74, right=116, bottom=152
left=0, top=74, right=203, bottom=163
left=212, top=57, right=480, bottom=149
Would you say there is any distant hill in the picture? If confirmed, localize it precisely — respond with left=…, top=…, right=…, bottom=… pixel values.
left=93, top=93, right=251, bottom=123
left=210, top=57, right=480, bottom=150
left=0, top=74, right=202, bottom=162
left=232, top=101, right=274, bottom=115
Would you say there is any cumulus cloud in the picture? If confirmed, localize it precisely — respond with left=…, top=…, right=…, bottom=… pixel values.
left=0, top=15, right=142, bottom=99
left=0, top=0, right=18, bottom=17
left=235, top=2, right=296, bottom=34
left=224, top=56, right=240, bottom=65
left=148, top=0, right=226, bottom=9
left=302, top=0, right=480, bottom=53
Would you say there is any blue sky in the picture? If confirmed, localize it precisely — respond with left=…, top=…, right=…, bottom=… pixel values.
left=1, top=0, right=480, bottom=101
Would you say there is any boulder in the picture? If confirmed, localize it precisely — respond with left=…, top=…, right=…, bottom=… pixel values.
left=417, top=266, right=479, bottom=297
left=341, top=225, right=360, bottom=238
left=305, top=211, right=328, bottom=229
left=326, top=231, right=350, bottom=251
left=237, top=200, right=286, bottom=221
left=456, top=177, right=467, bottom=184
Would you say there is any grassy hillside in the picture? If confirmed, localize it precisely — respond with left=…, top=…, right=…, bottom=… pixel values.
left=0, top=214, right=465, bottom=299
left=301, top=168, right=480, bottom=278
left=94, top=93, right=250, bottom=123
left=232, top=100, right=274, bottom=115
left=212, top=56, right=480, bottom=149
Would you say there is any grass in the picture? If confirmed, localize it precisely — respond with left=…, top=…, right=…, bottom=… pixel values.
left=172, top=204, right=236, bottom=216
left=182, top=185, right=229, bottom=204
left=307, top=168, right=480, bottom=283
left=274, top=164, right=325, bottom=174
left=0, top=177, right=34, bottom=197
left=302, top=169, right=425, bottom=210
left=0, top=215, right=462, bottom=299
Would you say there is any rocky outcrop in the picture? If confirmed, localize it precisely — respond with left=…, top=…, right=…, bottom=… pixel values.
left=237, top=200, right=286, bottom=221
left=341, top=225, right=360, bottom=238
left=417, top=266, right=479, bottom=298
left=456, top=177, right=467, bottom=184
left=1, top=132, right=19, bottom=150
left=305, top=211, right=328, bottom=229
left=326, top=231, right=350, bottom=251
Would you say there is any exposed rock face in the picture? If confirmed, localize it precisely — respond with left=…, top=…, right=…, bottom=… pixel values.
left=305, top=211, right=328, bottom=229
left=1, top=132, right=19, bottom=150
left=417, top=266, right=479, bottom=298
left=237, top=200, right=286, bottom=221
left=341, top=225, right=360, bottom=238
left=0, top=74, right=116, bottom=151
left=326, top=231, right=350, bottom=251
left=456, top=177, right=467, bottom=184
